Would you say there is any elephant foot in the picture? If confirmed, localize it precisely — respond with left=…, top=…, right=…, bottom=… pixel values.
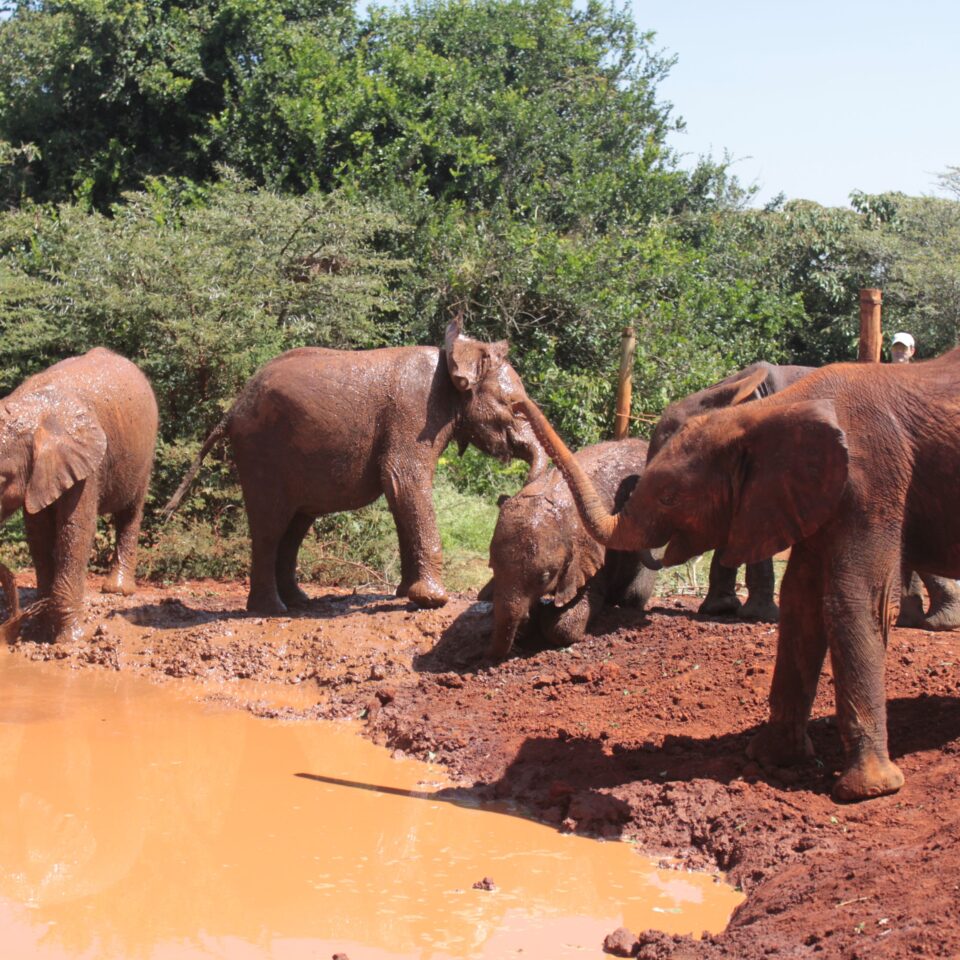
left=278, top=584, right=312, bottom=608
left=698, top=592, right=741, bottom=616
left=832, top=754, right=904, bottom=802
left=400, top=578, right=448, bottom=609
left=739, top=597, right=779, bottom=622
left=746, top=722, right=815, bottom=769
left=48, top=616, right=86, bottom=645
left=246, top=592, right=288, bottom=616
left=102, top=570, right=137, bottom=597
left=922, top=589, right=960, bottom=631
left=895, top=593, right=927, bottom=628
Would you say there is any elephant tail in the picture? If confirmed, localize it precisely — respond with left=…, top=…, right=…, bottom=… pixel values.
left=159, top=415, right=231, bottom=522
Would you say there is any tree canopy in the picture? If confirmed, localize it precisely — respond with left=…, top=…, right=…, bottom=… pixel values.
left=0, top=0, right=958, bottom=564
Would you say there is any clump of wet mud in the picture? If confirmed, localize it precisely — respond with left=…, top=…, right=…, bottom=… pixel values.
left=6, top=576, right=960, bottom=958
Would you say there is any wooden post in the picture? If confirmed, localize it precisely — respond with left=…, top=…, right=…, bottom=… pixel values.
left=858, top=288, right=882, bottom=362
left=614, top=325, right=636, bottom=439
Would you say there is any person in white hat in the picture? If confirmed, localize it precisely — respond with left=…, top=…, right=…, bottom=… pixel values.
left=891, top=331, right=916, bottom=363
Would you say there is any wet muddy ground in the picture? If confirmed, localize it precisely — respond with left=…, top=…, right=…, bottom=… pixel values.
left=7, top=575, right=960, bottom=958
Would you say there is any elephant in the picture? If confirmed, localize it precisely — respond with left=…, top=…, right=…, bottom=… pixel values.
left=163, top=318, right=547, bottom=614
left=481, top=438, right=659, bottom=658
left=651, top=362, right=960, bottom=631
left=648, top=361, right=815, bottom=622
left=0, top=348, right=158, bottom=642
left=514, top=351, right=960, bottom=801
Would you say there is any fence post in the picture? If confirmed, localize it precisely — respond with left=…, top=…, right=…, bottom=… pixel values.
left=858, top=288, right=882, bottom=362
left=614, top=325, right=636, bottom=439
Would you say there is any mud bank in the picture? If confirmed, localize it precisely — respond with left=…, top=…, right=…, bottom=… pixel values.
left=7, top=577, right=960, bottom=958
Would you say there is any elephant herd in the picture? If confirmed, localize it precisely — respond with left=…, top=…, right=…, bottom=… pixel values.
left=3, top=323, right=960, bottom=803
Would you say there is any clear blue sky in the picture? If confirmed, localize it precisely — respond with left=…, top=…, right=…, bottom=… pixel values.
left=640, top=1, right=960, bottom=208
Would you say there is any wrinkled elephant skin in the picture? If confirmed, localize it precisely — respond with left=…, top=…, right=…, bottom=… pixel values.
left=517, top=350, right=960, bottom=802
left=485, top=439, right=658, bottom=658
left=166, top=320, right=545, bottom=615
left=0, top=348, right=158, bottom=642
left=648, top=361, right=815, bottom=622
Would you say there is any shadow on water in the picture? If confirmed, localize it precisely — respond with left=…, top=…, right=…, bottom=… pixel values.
left=294, top=769, right=635, bottom=837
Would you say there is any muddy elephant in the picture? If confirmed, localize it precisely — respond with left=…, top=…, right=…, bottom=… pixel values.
left=515, top=351, right=960, bottom=801
left=0, top=348, right=158, bottom=642
left=164, top=318, right=546, bottom=614
left=482, top=438, right=659, bottom=658
left=648, top=361, right=815, bottom=622
left=652, top=363, right=960, bottom=631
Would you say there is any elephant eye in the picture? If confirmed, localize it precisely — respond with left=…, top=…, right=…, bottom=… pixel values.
left=658, top=490, right=678, bottom=507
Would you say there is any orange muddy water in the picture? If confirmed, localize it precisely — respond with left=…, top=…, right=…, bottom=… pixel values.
left=0, top=653, right=742, bottom=960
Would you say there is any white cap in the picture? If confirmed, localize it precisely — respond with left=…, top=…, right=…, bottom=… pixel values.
left=892, top=332, right=915, bottom=349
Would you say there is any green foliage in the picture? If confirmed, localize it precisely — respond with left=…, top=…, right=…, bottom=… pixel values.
left=0, top=0, right=357, bottom=207
left=0, top=0, right=958, bottom=591
left=0, top=173, right=410, bottom=430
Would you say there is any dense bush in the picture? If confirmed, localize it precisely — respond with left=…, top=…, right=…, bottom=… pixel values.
left=0, top=0, right=957, bottom=592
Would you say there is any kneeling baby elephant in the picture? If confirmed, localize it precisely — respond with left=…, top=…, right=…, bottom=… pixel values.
left=483, top=439, right=660, bottom=658
left=0, top=348, right=158, bottom=642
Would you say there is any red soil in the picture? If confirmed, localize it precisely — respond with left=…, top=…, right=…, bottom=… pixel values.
left=7, top=577, right=960, bottom=958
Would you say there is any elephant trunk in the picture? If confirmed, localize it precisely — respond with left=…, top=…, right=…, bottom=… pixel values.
left=513, top=398, right=659, bottom=568
left=488, top=593, right=528, bottom=659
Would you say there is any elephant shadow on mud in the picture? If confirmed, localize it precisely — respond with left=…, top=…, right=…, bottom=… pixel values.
left=112, top=591, right=413, bottom=633
left=487, top=693, right=960, bottom=817
left=411, top=598, right=656, bottom=676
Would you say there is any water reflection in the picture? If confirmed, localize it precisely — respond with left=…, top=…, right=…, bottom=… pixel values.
left=0, top=655, right=742, bottom=959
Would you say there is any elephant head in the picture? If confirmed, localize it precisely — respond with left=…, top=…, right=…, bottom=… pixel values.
left=444, top=317, right=547, bottom=482
left=514, top=394, right=850, bottom=568
left=486, top=485, right=605, bottom=658
left=0, top=388, right=107, bottom=520
left=647, top=366, right=769, bottom=461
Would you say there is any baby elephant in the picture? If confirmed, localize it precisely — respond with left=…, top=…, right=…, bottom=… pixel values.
left=0, top=348, right=158, bottom=642
left=484, top=438, right=659, bottom=658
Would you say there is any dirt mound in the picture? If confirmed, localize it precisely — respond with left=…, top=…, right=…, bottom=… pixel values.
left=8, top=577, right=960, bottom=957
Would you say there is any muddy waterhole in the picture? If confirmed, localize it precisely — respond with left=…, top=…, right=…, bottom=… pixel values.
left=0, top=652, right=742, bottom=960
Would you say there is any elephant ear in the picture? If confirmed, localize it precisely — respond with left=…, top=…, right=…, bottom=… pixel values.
left=554, top=538, right=604, bottom=606
left=25, top=406, right=107, bottom=514
left=444, top=315, right=509, bottom=392
left=700, top=365, right=768, bottom=411
left=719, top=399, right=848, bottom=567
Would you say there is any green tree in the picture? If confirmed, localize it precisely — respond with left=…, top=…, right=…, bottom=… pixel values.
left=0, top=0, right=355, bottom=207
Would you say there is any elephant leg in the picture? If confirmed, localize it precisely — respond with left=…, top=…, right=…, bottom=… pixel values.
left=243, top=494, right=294, bottom=616
left=918, top=572, right=960, bottom=631
left=610, top=552, right=658, bottom=610
left=383, top=469, right=447, bottom=608
left=47, top=482, right=98, bottom=643
left=825, top=560, right=905, bottom=801
left=275, top=513, right=315, bottom=608
left=540, top=580, right=602, bottom=648
left=102, top=497, right=145, bottom=596
left=24, top=509, right=57, bottom=600
left=747, top=543, right=827, bottom=769
left=740, top=560, right=779, bottom=622
left=896, top=568, right=927, bottom=627
left=698, top=553, right=741, bottom=615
